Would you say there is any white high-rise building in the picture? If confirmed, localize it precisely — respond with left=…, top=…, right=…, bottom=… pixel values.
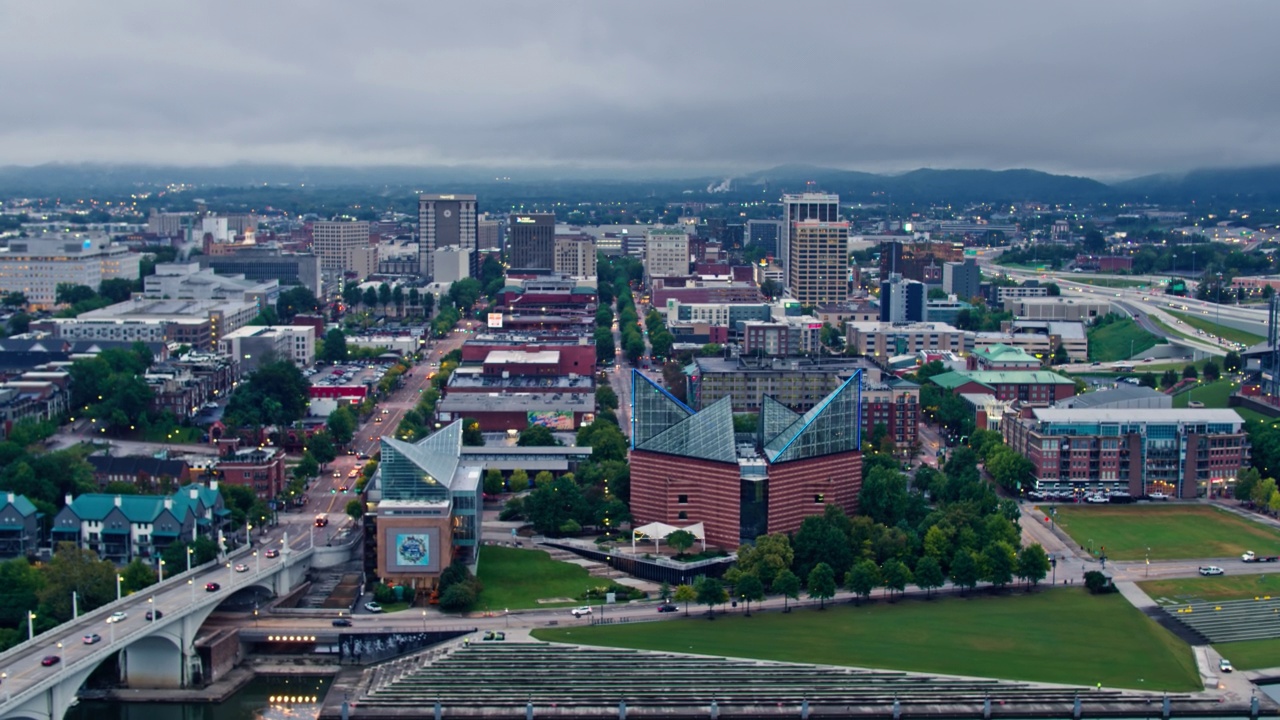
left=644, top=229, right=689, bottom=284
left=781, top=193, right=840, bottom=286
left=0, top=236, right=140, bottom=309
left=312, top=221, right=371, bottom=279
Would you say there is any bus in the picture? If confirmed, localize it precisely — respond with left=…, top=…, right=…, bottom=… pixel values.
left=1112, top=363, right=1135, bottom=373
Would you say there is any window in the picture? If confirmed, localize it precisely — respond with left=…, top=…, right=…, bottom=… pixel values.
left=677, top=494, right=688, bottom=504
left=814, top=493, right=825, bottom=504
left=677, top=511, right=688, bottom=520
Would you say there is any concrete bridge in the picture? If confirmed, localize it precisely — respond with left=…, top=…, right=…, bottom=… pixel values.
left=0, top=541, right=313, bottom=720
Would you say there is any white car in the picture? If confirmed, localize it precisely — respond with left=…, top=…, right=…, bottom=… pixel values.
left=106, top=612, right=127, bottom=624
left=364, top=602, right=383, bottom=614
left=1219, top=658, right=1234, bottom=673
left=234, top=563, right=249, bottom=573
left=570, top=606, right=593, bottom=617
left=1148, top=492, right=1169, bottom=501
left=1199, top=566, right=1225, bottom=576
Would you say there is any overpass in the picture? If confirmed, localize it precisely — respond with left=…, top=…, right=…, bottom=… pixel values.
left=0, top=540, right=313, bottom=720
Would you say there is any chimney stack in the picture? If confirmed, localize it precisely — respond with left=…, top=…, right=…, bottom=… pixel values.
left=114, top=495, right=122, bottom=508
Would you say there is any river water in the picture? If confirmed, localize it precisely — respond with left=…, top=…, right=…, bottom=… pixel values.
left=66, top=676, right=331, bottom=720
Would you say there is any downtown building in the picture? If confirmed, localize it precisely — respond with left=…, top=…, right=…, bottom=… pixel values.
left=418, top=194, right=478, bottom=282
left=312, top=221, right=374, bottom=280
left=507, top=213, right=556, bottom=275
left=629, top=369, right=863, bottom=549
left=0, top=236, right=140, bottom=309
left=1002, top=408, right=1249, bottom=497
left=787, top=220, right=849, bottom=305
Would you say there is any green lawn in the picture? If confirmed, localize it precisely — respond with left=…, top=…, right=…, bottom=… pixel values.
left=1215, top=638, right=1280, bottom=670
left=1173, top=379, right=1238, bottom=409
left=1049, top=505, right=1280, bottom=561
left=476, top=545, right=605, bottom=611
left=1087, top=317, right=1161, bottom=362
left=1074, top=278, right=1149, bottom=289
left=1167, top=311, right=1266, bottom=347
left=137, top=426, right=203, bottom=444
left=1148, top=316, right=1202, bottom=346
left=1235, top=407, right=1278, bottom=425
left=533, top=590, right=1200, bottom=690
left=1138, top=574, right=1280, bottom=604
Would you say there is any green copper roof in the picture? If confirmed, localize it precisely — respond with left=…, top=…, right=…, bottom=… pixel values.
left=973, top=344, right=1041, bottom=362
left=930, top=370, right=1076, bottom=390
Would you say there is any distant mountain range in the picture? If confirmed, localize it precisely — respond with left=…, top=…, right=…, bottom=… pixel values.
left=3, top=161, right=1280, bottom=205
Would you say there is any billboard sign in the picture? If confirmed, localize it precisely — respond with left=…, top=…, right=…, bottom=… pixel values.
left=527, top=410, right=574, bottom=431
left=487, top=312, right=504, bottom=329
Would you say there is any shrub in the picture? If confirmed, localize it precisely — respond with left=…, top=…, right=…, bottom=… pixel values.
left=1083, top=570, right=1116, bottom=594
left=372, top=582, right=397, bottom=604
left=439, top=583, right=476, bottom=612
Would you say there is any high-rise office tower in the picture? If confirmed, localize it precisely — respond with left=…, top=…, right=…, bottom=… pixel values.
left=312, top=220, right=371, bottom=278
left=943, top=258, right=981, bottom=302
left=879, top=273, right=926, bottom=323
left=507, top=213, right=557, bottom=275
left=644, top=228, right=691, bottom=285
left=418, top=194, right=477, bottom=282
left=781, top=193, right=840, bottom=285
left=787, top=220, right=849, bottom=306
left=745, top=219, right=783, bottom=257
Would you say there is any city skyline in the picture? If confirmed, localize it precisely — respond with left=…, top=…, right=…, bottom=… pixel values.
left=1, top=1, right=1278, bottom=177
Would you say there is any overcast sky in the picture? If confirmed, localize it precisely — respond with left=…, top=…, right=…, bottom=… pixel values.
left=1, top=1, right=1277, bottom=178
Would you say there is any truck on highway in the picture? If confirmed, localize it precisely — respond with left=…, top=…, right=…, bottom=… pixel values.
left=1241, top=551, right=1279, bottom=563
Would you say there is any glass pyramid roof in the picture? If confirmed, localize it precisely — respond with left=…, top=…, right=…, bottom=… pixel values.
left=763, top=369, right=862, bottom=464
left=378, top=421, right=463, bottom=501
left=635, top=395, right=736, bottom=463
left=759, top=395, right=801, bottom=447
left=630, top=369, right=694, bottom=449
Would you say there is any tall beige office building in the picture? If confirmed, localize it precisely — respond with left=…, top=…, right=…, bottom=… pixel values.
left=644, top=228, right=689, bottom=284
left=781, top=193, right=840, bottom=282
left=313, top=221, right=371, bottom=278
left=554, top=234, right=597, bottom=278
left=787, top=220, right=849, bottom=305
left=418, top=194, right=477, bottom=281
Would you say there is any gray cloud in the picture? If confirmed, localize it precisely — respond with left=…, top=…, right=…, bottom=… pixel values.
left=0, top=1, right=1277, bottom=177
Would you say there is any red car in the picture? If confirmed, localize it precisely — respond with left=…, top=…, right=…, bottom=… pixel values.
left=41, top=655, right=60, bottom=667
left=205, top=582, right=221, bottom=592
left=264, top=549, right=280, bottom=559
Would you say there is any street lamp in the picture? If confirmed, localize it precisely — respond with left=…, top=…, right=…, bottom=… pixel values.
left=187, top=546, right=193, bottom=573
left=247, top=522, right=253, bottom=549
left=1217, top=272, right=1224, bottom=331
left=1146, top=547, right=1151, bottom=577
left=158, top=559, right=166, bottom=583
left=421, top=609, right=427, bottom=632
left=27, top=611, right=35, bottom=640
left=148, top=597, right=155, bottom=623
left=254, top=550, right=260, bottom=574
left=188, top=578, right=195, bottom=602
left=116, top=574, right=123, bottom=601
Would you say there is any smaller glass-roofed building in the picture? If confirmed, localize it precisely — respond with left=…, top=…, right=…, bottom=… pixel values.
left=630, top=369, right=864, bottom=548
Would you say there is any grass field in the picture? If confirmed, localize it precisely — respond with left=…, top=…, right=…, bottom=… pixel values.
left=1088, top=317, right=1161, bottom=362
left=475, top=545, right=605, bottom=611
left=1074, top=278, right=1150, bottom=289
left=1138, top=574, right=1280, bottom=604
left=1167, top=310, right=1265, bottom=347
left=1214, top=638, right=1280, bottom=671
left=1236, top=407, right=1277, bottom=425
left=1148, top=316, right=1203, bottom=347
left=1048, top=505, right=1280, bottom=561
left=1173, top=379, right=1237, bottom=409
left=533, top=590, right=1200, bottom=690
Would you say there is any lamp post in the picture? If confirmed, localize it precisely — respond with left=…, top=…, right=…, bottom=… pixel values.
left=158, top=559, right=166, bottom=583
left=1146, top=547, right=1151, bottom=577
left=188, top=578, right=195, bottom=602
left=116, top=574, right=123, bottom=601
left=1217, top=272, right=1224, bottom=333
left=247, top=522, right=253, bottom=549
left=227, top=562, right=235, bottom=588
left=187, top=546, right=193, bottom=573
left=27, top=611, right=35, bottom=640
left=72, top=591, right=78, bottom=620
left=254, top=550, right=260, bottom=574
left=422, top=609, right=427, bottom=632
left=148, top=597, right=155, bottom=623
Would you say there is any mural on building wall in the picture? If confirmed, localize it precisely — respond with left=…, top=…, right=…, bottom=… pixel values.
left=394, top=533, right=431, bottom=567
left=528, top=410, right=573, bottom=431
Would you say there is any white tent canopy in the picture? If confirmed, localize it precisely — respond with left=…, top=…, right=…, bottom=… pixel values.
left=631, top=521, right=706, bottom=554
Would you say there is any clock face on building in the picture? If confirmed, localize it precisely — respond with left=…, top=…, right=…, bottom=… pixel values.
left=443, top=209, right=453, bottom=218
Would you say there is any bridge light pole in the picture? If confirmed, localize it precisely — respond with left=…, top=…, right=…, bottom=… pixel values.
left=27, top=611, right=35, bottom=640
left=116, top=574, right=123, bottom=601
left=186, top=545, right=193, bottom=573
left=148, top=597, right=155, bottom=623
left=187, top=579, right=195, bottom=603
left=254, top=550, right=260, bottom=574
left=158, top=559, right=166, bottom=583
left=247, top=522, right=253, bottom=549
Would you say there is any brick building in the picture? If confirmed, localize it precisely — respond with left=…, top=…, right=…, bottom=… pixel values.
left=929, top=370, right=1077, bottom=405
left=216, top=446, right=287, bottom=499
left=630, top=370, right=863, bottom=549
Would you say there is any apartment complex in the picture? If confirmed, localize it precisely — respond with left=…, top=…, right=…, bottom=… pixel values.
left=0, top=236, right=140, bottom=309
left=219, top=324, right=316, bottom=372
left=1002, top=408, right=1249, bottom=497
left=553, top=234, right=597, bottom=278
left=35, top=297, right=258, bottom=351
left=845, top=321, right=972, bottom=357
left=418, top=194, right=478, bottom=282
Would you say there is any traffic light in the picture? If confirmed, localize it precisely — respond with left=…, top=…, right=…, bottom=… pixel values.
left=330, top=489, right=336, bottom=494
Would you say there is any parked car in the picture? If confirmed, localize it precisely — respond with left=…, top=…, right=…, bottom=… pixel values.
left=571, top=606, right=593, bottom=617
left=1148, top=492, right=1169, bottom=501
left=41, top=655, right=60, bottom=667
left=265, top=549, right=280, bottom=559
left=364, top=602, right=383, bottom=613
left=106, top=612, right=127, bottom=624
left=82, top=633, right=101, bottom=645
left=1219, top=658, right=1234, bottom=673
left=205, top=582, right=221, bottom=591
left=1199, top=566, right=1225, bottom=576
left=332, top=618, right=352, bottom=627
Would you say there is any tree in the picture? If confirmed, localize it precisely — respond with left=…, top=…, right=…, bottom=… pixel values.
left=378, top=283, right=392, bottom=312
left=736, top=573, right=765, bottom=616
left=1182, top=364, right=1199, bottom=380
left=509, top=468, right=530, bottom=491
left=321, top=328, right=349, bottom=364
left=807, top=562, right=837, bottom=609
left=914, top=555, right=945, bottom=597
left=293, top=452, right=320, bottom=483
left=1203, top=361, right=1221, bottom=382
left=523, top=476, right=590, bottom=536
left=695, top=576, right=727, bottom=618
left=792, top=511, right=854, bottom=583
left=38, top=543, right=116, bottom=622
left=483, top=468, right=505, bottom=496
left=986, top=445, right=1034, bottom=493
left=1016, top=543, right=1050, bottom=587
left=666, top=529, right=697, bottom=557
left=1160, top=369, right=1179, bottom=389
left=859, top=466, right=910, bottom=527
left=1052, top=343, right=1069, bottom=365
left=734, top=533, right=793, bottom=590
left=345, top=499, right=364, bottom=521
left=982, top=541, right=1017, bottom=589
left=1044, top=283, right=1062, bottom=297
left=0, top=557, right=42, bottom=627
left=595, top=385, right=619, bottom=412
left=1138, top=372, right=1157, bottom=388
left=950, top=550, right=980, bottom=593
left=673, top=583, right=697, bottom=616
left=881, top=558, right=912, bottom=599
left=308, top=432, right=337, bottom=468
left=1083, top=570, right=1112, bottom=594
left=462, top=419, right=484, bottom=446
left=439, top=583, right=477, bottom=612
left=363, top=286, right=378, bottom=310
left=845, top=559, right=880, bottom=603
left=764, top=564, right=799, bottom=611
left=120, top=559, right=157, bottom=594
left=326, top=404, right=357, bottom=447
left=277, top=286, right=321, bottom=322
left=1, top=291, right=27, bottom=308
left=517, top=424, right=561, bottom=447
left=1224, top=351, right=1242, bottom=373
